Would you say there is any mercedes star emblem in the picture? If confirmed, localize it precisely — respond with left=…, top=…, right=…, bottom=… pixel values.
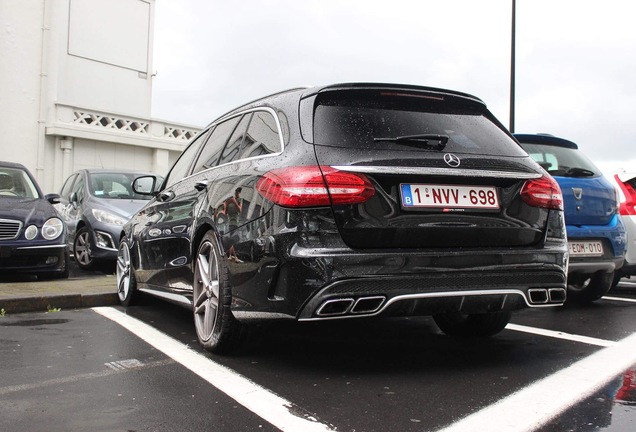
left=443, top=153, right=461, bottom=168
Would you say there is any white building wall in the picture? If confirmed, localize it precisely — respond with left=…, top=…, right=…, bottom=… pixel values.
left=61, top=0, right=154, bottom=116
left=0, top=0, right=46, bottom=178
left=73, top=139, right=155, bottom=172
left=0, top=0, right=201, bottom=194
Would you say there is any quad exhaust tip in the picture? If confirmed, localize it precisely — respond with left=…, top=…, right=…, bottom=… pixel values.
left=316, top=296, right=386, bottom=317
left=528, top=288, right=549, bottom=304
left=351, top=296, right=385, bottom=314
left=528, top=288, right=567, bottom=305
left=314, top=288, right=566, bottom=317
left=548, top=288, right=567, bottom=303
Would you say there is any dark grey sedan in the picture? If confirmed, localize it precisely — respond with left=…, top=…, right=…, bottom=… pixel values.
left=56, top=169, right=160, bottom=270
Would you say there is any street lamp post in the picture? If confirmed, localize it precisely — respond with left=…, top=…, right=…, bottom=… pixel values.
left=510, top=0, right=516, bottom=133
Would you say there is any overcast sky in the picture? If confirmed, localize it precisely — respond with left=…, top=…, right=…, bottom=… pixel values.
left=151, top=0, right=636, bottom=172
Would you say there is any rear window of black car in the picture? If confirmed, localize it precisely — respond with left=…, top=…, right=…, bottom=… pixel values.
left=309, top=90, right=526, bottom=157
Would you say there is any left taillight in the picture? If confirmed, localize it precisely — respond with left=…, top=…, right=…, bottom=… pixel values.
left=520, top=175, right=563, bottom=211
left=256, top=166, right=375, bottom=208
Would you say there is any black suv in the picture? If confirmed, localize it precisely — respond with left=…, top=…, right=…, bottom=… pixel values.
left=117, top=83, right=568, bottom=353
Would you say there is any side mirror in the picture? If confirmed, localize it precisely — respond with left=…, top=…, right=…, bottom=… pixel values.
left=69, top=191, right=79, bottom=208
left=132, top=175, right=159, bottom=196
left=45, top=193, right=61, bottom=205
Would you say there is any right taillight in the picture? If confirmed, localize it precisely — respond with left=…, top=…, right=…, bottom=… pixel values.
left=614, top=174, right=636, bottom=215
left=520, top=176, right=563, bottom=210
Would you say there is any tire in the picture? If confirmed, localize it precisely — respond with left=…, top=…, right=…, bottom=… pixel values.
left=567, top=271, right=614, bottom=303
left=193, top=230, right=246, bottom=354
left=433, top=311, right=512, bottom=337
left=116, top=237, right=137, bottom=306
left=74, top=227, right=95, bottom=270
left=610, top=272, right=622, bottom=290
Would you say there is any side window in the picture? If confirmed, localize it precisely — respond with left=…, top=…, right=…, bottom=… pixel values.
left=163, top=129, right=211, bottom=189
left=72, top=175, right=85, bottom=202
left=60, top=174, right=77, bottom=199
left=218, top=114, right=252, bottom=166
left=239, top=111, right=282, bottom=160
left=192, top=116, right=241, bottom=174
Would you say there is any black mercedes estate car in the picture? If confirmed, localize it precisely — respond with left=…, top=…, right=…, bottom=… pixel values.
left=117, top=83, right=569, bottom=353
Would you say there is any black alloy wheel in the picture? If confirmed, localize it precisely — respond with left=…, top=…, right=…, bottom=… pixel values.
left=116, top=237, right=137, bottom=306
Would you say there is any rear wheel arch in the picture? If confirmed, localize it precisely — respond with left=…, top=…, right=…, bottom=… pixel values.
left=192, top=222, right=224, bottom=261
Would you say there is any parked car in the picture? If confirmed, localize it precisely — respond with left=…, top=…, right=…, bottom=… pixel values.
left=0, top=161, right=68, bottom=279
left=514, top=134, right=627, bottom=302
left=56, top=169, right=161, bottom=270
left=609, top=171, right=636, bottom=285
left=117, top=83, right=568, bottom=353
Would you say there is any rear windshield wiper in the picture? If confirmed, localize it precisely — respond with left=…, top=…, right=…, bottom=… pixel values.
left=373, top=134, right=449, bottom=150
left=564, top=167, right=596, bottom=177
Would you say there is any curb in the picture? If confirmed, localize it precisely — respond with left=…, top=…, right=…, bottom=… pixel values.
left=0, top=293, right=119, bottom=314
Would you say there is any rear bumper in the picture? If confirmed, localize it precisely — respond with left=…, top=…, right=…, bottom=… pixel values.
left=620, top=214, right=636, bottom=267
left=566, top=215, right=627, bottom=277
left=615, top=260, right=636, bottom=278
left=231, top=240, right=568, bottom=322
left=566, top=215, right=627, bottom=260
left=297, top=269, right=567, bottom=321
left=568, top=257, right=624, bottom=275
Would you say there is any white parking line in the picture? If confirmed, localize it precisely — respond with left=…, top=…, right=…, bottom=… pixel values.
left=603, top=295, right=636, bottom=303
left=437, top=331, right=636, bottom=432
left=506, top=323, right=616, bottom=347
left=93, top=307, right=335, bottom=432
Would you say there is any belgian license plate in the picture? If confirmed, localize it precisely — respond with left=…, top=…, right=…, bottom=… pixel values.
left=400, top=183, right=499, bottom=210
left=569, top=241, right=604, bottom=257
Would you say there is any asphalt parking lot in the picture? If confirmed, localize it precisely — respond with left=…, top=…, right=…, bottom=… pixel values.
left=1, top=268, right=635, bottom=432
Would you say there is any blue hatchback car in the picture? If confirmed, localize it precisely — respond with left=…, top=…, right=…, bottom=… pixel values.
left=515, top=134, right=627, bottom=302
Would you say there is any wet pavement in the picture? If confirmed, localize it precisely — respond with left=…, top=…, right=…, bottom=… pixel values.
left=1, top=267, right=636, bottom=431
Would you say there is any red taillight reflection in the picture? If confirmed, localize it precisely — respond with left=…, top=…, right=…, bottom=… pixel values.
left=256, top=166, right=375, bottom=208
left=520, top=176, right=563, bottom=210
left=614, top=174, right=636, bottom=216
